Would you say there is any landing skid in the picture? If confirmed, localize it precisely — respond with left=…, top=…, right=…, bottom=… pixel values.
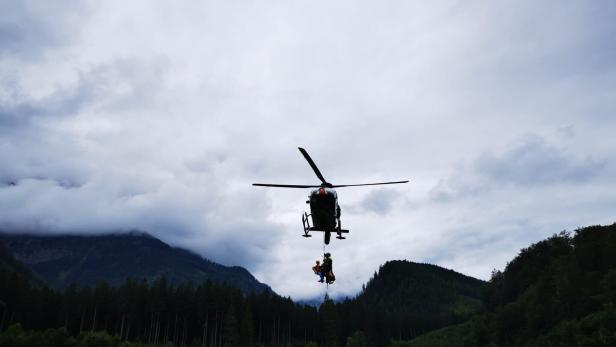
left=335, top=229, right=349, bottom=240
left=335, top=217, right=348, bottom=240
left=301, top=212, right=349, bottom=243
left=302, top=212, right=312, bottom=237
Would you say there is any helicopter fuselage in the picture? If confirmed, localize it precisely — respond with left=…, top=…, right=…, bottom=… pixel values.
left=302, top=187, right=348, bottom=244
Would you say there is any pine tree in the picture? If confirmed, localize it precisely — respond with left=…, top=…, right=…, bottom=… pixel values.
left=239, top=307, right=254, bottom=347
left=223, top=307, right=239, bottom=347
left=346, top=331, right=368, bottom=347
left=320, top=295, right=338, bottom=347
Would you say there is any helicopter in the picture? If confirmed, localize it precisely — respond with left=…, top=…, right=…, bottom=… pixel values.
left=253, top=148, right=409, bottom=245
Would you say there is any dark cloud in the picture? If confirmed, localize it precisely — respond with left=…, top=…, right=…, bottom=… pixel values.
left=0, top=76, right=89, bottom=130
left=556, top=125, right=574, bottom=138
left=353, top=189, right=402, bottom=215
left=0, top=1, right=88, bottom=57
left=1, top=58, right=168, bottom=130
left=431, top=134, right=607, bottom=202
left=475, top=134, right=605, bottom=186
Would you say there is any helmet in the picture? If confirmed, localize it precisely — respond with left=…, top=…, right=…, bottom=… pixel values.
left=324, top=252, right=331, bottom=258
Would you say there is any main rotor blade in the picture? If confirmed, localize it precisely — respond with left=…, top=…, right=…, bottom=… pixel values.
left=253, top=183, right=321, bottom=188
left=332, top=180, right=409, bottom=188
left=298, top=147, right=327, bottom=184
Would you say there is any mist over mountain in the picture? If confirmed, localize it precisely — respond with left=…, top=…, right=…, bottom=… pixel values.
left=0, top=231, right=269, bottom=294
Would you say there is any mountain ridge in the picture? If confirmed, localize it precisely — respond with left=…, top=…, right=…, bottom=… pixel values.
left=402, top=222, right=616, bottom=347
left=357, top=260, right=485, bottom=315
left=0, top=231, right=270, bottom=294
left=349, top=259, right=486, bottom=337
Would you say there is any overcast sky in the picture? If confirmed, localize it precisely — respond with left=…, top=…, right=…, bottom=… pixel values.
left=1, top=0, right=615, bottom=300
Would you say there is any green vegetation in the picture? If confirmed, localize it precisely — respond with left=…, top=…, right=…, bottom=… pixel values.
left=359, top=260, right=485, bottom=332
left=346, top=331, right=368, bottom=347
left=0, top=323, right=158, bottom=347
left=403, top=223, right=616, bottom=346
left=0, top=236, right=482, bottom=347
left=3, top=223, right=616, bottom=346
left=392, top=322, right=474, bottom=347
left=0, top=241, right=43, bottom=287
left=0, top=264, right=389, bottom=347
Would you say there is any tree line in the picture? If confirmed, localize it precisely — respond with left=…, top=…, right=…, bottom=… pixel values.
left=401, top=224, right=616, bottom=347
left=0, top=269, right=402, bottom=347
left=9, top=222, right=613, bottom=346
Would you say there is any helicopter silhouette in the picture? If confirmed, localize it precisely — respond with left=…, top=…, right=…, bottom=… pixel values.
left=253, top=148, right=408, bottom=245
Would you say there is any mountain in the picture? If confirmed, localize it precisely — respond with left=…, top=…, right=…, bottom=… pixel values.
left=0, top=240, right=44, bottom=287
left=358, top=260, right=486, bottom=318
left=342, top=260, right=485, bottom=342
left=0, top=232, right=269, bottom=294
left=3, top=223, right=616, bottom=346
left=402, top=223, right=616, bottom=347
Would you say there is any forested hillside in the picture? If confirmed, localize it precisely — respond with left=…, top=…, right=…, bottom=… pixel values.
left=0, top=241, right=43, bottom=287
left=336, top=260, right=485, bottom=342
left=360, top=260, right=484, bottom=317
left=403, top=223, right=616, bottom=347
left=0, top=268, right=304, bottom=347
left=0, top=232, right=269, bottom=293
left=0, top=268, right=479, bottom=347
left=0, top=236, right=485, bottom=347
left=4, top=223, right=615, bottom=346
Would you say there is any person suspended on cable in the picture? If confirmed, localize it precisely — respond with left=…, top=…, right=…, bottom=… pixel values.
left=321, top=253, right=335, bottom=284
left=312, top=260, right=325, bottom=282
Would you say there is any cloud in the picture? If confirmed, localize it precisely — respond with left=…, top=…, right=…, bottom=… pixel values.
left=431, top=134, right=607, bottom=202
left=0, top=1, right=89, bottom=58
left=0, top=74, right=89, bottom=131
left=475, top=134, right=605, bottom=186
left=350, top=189, right=403, bottom=215
left=0, top=171, right=283, bottom=270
